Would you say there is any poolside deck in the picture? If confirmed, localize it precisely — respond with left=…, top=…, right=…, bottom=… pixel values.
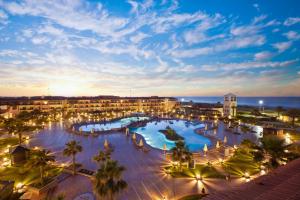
left=23, top=121, right=249, bottom=200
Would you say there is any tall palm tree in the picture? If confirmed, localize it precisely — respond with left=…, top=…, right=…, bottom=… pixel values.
left=93, top=150, right=106, bottom=167
left=93, top=149, right=113, bottom=168
left=28, top=149, right=55, bottom=185
left=261, top=136, right=288, bottom=167
left=63, top=140, right=82, bottom=175
left=94, top=160, right=127, bottom=200
left=275, top=106, right=285, bottom=117
left=171, top=140, right=192, bottom=171
left=286, top=109, right=300, bottom=127
left=4, top=118, right=31, bottom=144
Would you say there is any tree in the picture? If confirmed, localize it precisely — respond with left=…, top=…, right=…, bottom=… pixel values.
left=171, top=140, right=192, bottom=171
left=286, top=109, right=300, bottom=126
left=93, top=149, right=113, bottom=168
left=3, top=118, right=32, bottom=144
left=94, top=160, right=127, bottom=200
left=261, top=136, right=288, bottom=167
left=28, top=149, right=55, bottom=185
left=63, top=140, right=82, bottom=175
left=275, top=106, right=285, bottom=117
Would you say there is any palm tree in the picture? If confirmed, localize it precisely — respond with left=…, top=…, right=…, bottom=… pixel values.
left=93, top=150, right=106, bottom=167
left=171, top=140, right=192, bottom=171
left=275, top=106, right=285, bottom=117
left=4, top=118, right=31, bottom=144
left=261, top=136, right=288, bottom=167
left=93, top=148, right=113, bottom=168
left=286, top=109, right=300, bottom=126
left=28, top=149, right=55, bottom=185
left=94, top=160, right=127, bottom=200
left=63, top=140, right=82, bottom=175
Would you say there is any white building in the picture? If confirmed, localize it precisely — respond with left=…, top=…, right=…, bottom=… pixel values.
left=223, top=93, right=237, bottom=117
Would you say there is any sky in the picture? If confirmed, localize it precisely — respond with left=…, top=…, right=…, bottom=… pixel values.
left=0, top=0, right=300, bottom=97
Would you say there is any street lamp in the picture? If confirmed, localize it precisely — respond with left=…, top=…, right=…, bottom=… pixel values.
left=259, top=100, right=264, bottom=112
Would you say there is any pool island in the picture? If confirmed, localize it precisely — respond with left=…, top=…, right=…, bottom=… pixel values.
left=159, top=126, right=184, bottom=141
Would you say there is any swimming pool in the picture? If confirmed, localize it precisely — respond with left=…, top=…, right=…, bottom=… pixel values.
left=80, top=116, right=149, bottom=132
left=130, top=120, right=211, bottom=152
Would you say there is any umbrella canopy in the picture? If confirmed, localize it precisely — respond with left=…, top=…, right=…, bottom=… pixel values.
left=125, top=128, right=129, bottom=135
left=132, top=133, right=136, bottom=140
left=104, top=139, right=109, bottom=148
left=79, top=127, right=83, bottom=132
left=216, top=141, right=220, bottom=149
left=91, top=128, right=94, bottom=134
left=139, top=139, right=144, bottom=147
left=203, top=144, right=208, bottom=152
left=224, top=136, right=227, bottom=144
left=163, top=144, right=167, bottom=151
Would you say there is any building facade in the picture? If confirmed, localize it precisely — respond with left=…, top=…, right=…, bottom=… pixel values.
left=0, top=96, right=179, bottom=117
left=223, top=93, right=237, bottom=117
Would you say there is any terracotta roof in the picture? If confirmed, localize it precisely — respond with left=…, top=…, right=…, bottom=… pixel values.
left=204, top=158, right=300, bottom=200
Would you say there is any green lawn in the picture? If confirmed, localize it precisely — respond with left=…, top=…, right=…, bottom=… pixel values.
left=0, top=164, right=62, bottom=187
left=223, top=149, right=260, bottom=177
left=165, top=164, right=225, bottom=179
left=0, top=137, right=19, bottom=151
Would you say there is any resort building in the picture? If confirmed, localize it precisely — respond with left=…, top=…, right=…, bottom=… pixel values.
left=0, top=96, right=179, bottom=117
left=223, top=93, right=237, bottom=118
left=181, top=102, right=223, bottom=119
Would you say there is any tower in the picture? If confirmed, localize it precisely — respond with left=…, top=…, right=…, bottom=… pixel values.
left=223, top=93, right=237, bottom=118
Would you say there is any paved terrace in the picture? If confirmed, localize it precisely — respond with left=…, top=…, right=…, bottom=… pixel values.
left=24, top=122, right=246, bottom=200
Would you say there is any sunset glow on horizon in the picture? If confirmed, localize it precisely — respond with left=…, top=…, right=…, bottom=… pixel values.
left=0, top=0, right=300, bottom=97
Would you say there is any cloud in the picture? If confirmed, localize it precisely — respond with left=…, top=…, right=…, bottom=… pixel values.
left=254, top=51, right=273, bottom=61
left=173, top=35, right=265, bottom=58
left=0, top=9, right=8, bottom=24
left=183, top=13, right=225, bottom=45
left=1, top=0, right=128, bottom=37
left=284, top=31, right=300, bottom=40
left=284, top=17, right=300, bottom=26
left=253, top=4, right=259, bottom=11
left=272, top=41, right=292, bottom=53
left=130, top=32, right=149, bottom=43
left=201, top=59, right=297, bottom=71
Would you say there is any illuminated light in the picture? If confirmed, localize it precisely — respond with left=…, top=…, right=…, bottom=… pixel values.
left=218, top=158, right=223, bottom=163
left=259, top=100, right=264, bottom=105
left=195, top=174, right=202, bottom=181
left=244, top=172, right=250, bottom=178
left=233, top=145, right=238, bottom=149
left=34, top=146, right=39, bottom=150
left=16, top=182, right=24, bottom=189
left=284, top=149, right=289, bottom=153
left=26, top=136, right=30, bottom=140
left=260, top=170, right=266, bottom=175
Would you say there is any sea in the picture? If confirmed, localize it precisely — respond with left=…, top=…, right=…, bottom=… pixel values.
left=176, top=96, right=300, bottom=109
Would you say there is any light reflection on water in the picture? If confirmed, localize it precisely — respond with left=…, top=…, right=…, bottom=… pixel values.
left=80, top=117, right=149, bottom=131
left=130, top=120, right=211, bottom=152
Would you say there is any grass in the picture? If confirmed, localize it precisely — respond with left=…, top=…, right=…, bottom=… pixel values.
left=223, top=148, right=260, bottom=177
left=0, top=137, right=19, bottom=151
left=0, top=164, right=62, bottom=187
left=165, top=164, right=225, bottom=179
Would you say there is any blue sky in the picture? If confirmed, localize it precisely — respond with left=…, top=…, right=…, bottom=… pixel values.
left=0, top=0, right=299, bottom=97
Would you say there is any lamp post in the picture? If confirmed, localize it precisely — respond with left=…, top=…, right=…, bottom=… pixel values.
left=259, top=100, right=264, bottom=113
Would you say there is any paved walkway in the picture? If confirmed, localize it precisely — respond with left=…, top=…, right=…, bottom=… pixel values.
left=24, top=122, right=246, bottom=200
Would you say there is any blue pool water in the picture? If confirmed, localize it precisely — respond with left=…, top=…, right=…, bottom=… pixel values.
left=130, top=120, right=211, bottom=152
left=80, top=117, right=149, bottom=132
